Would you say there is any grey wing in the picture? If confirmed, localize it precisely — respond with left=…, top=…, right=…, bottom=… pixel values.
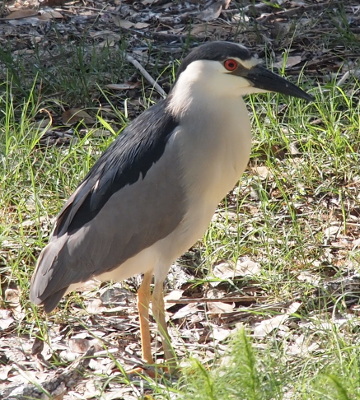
left=30, top=146, right=186, bottom=312
left=30, top=103, right=186, bottom=312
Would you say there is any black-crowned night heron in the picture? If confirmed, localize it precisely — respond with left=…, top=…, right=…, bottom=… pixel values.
left=30, top=41, right=312, bottom=367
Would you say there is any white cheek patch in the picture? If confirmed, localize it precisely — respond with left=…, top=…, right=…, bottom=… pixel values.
left=238, top=56, right=261, bottom=70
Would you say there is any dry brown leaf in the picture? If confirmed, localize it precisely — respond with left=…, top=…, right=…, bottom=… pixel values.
left=62, top=109, right=95, bottom=125
left=69, top=338, right=92, bottom=354
left=206, top=288, right=227, bottom=299
left=99, top=285, right=134, bottom=304
left=289, top=141, right=301, bottom=155
left=40, top=10, right=64, bottom=20
left=274, top=55, right=302, bottom=69
left=4, top=10, right=38, bottom=19
left=207, top=301, right=234, bottom=314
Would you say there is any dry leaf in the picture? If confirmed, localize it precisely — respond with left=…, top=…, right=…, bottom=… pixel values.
left=172, top=303, right=200, bottom=320
left=5, top=288, right=20, bottom=305
left=286, top=334, right=319, bottom=356
left=105, top=83, right=140, bottom=90
left=190, top=22, right=232, bottom=37
left=274, top=55, right=303, bottom=69
left=0, top=310, right=14, bottom=330
left=213, top=258, right=260, bottom=280
left=352, top=237, right=360, bottom=249
left=235, top=257, right=261, bottom=276
left=134, top=22, right=150, bottom=29
left=324, top=225, right=341, bottom=238
left=86, top=299, right=106, bottom=314
left=213, top=262, right=235, bottom=279
left=4, top=10, right=38, bottom=19
left=207, top=301, right=234, bottom=314
left=90, top=129, right=112, bottom=138
left=297, top=271, right=320, bottom=285
left=252, top=165, right=273, bottom=179
left=115, top=19, right=134, bottom=29
left=164, top=289, right=184, bottom=309
left=0, top=366, right=12, bottom=381
left=206, top=288, right=227, bottom=299
left=99, top=286, right=133, bottom=304
left=62, top=109, right=95, bottom=125
left=253, top=302, right=301, bottom=338
left=200, top=1, right=227, bottom=21
left=210, top=326, right=231, bottom=341
left=69, top=338, right=91, bottom=353
left=40, top=10, right=64, bottom=20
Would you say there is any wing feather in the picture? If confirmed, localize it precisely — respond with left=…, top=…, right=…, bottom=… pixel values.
left=30, top=101, right=186, bottom=311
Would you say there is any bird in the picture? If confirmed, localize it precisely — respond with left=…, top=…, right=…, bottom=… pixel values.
left=30, top=41, right=313, bottom=368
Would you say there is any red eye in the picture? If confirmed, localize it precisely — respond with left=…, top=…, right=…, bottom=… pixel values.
left=224, top=59, right=238, bottom=71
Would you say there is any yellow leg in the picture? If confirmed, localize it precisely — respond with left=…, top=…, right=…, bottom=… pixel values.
left=137, top=271, right=153, bottom=364
left=152, top=279, right=176, bottom=368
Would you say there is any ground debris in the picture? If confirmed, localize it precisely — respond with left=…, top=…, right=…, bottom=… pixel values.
left=2, top=347, right=94, bottom=400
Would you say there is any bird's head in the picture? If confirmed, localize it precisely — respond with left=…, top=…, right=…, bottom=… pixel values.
left=167, top=41, right=313, bottom=116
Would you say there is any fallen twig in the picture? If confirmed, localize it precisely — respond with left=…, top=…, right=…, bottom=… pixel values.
left=126, top=54, right=167, bottom=99
left=166, top=295, right=267, bottom=304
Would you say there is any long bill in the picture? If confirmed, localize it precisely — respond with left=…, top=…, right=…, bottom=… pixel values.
left=243, top=65, right=314, bottom=101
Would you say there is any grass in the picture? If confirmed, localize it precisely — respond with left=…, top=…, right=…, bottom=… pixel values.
left=1, top=17, right=360, bottom=399
left=177, top=324, right=360, bottom=400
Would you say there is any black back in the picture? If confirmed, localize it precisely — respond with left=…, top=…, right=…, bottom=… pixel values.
left=55, top=100, right=178, bottom=235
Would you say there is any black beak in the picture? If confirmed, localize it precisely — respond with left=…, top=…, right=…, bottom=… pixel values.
left=245, top=65, right=314, bottom=102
